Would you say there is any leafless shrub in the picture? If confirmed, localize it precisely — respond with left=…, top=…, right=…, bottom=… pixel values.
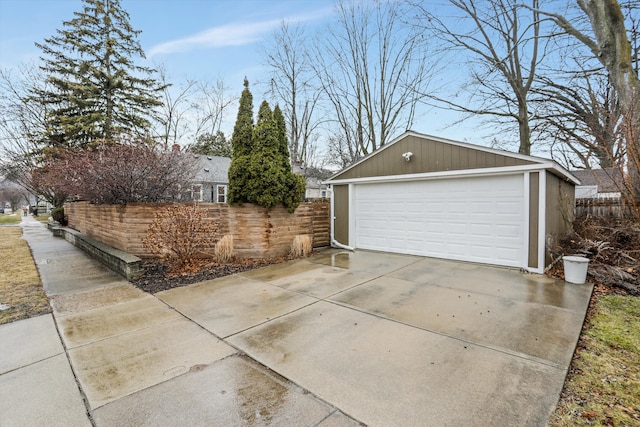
left=291, top=235, right=311, bottom=257
left=26, top=141, right=198, bottom=205
left=215, top=235, right=234, bottom=263
left=143, top=204, right=219, bottom=273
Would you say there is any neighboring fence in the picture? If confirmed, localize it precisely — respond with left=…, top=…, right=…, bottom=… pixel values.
left=65, top=200, right=330, bottom=259
left=575, top=196, right=624, bottom=218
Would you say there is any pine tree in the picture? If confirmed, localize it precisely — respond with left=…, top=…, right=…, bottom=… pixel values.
left=188, top=131, right=231, bottom=157
left=35, top=0, right=162, bottom=147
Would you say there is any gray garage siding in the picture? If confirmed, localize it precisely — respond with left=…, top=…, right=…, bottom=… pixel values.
left=545, top=172, right=575, bottom=264
left=334, top=134, right=535, bottom=180
left=334, top=185, right=349, bottom=245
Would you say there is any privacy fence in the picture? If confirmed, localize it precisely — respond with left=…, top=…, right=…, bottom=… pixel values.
left=65, top=200, right=330, bottom=259
left=574, top=196, right=625, bottom=219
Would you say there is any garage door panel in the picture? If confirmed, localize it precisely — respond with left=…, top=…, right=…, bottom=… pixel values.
left=354, top=175, right=525, bottom=268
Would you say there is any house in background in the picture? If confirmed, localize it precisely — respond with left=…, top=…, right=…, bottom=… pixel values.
left=190, top=154, right=330, bottom=203
left=191, top=155, right=231, bottom=203
left=292, top=162, right=330, bottom=199
left=304, top=176, right=328, bottom=199
left=571, top=168, right=623, bottom=199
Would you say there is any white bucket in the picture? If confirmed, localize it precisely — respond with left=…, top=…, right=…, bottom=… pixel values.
left=562, top=256, right=590, bottom=284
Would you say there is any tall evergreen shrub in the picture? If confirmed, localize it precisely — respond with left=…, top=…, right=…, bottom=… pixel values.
left=227, top=80, right=306, bottom=212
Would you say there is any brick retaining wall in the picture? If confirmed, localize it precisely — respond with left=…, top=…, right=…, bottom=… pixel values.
left=64, top=200, right=330, bottom=259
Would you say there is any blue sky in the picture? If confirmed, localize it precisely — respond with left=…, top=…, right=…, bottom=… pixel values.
left=0, top=0, right=334, bottom=83
left=0, top=0, right=486, bottom=151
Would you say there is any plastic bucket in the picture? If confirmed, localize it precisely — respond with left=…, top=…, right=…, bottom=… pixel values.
left=562, top=256, right=590, bottom=284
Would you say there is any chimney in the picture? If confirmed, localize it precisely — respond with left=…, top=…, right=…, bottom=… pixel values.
left=172, top=143, right=180, bottom=152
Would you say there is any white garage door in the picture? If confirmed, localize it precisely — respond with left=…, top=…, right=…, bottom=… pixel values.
left=354, top=174, right=525, bottom=268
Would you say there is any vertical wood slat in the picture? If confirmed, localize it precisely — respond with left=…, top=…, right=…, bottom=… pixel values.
left=574, top=197, right=623, bottom=218
left=65, top=200, right=330, bottom=259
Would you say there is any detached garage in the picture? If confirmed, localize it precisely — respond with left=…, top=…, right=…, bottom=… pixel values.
left=326, top=131, right=578, bottom=273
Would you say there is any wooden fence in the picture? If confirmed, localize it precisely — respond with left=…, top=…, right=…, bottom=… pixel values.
left=575, top=196, right=624, bottom=218
left=65, top=200, right=330, bottom=259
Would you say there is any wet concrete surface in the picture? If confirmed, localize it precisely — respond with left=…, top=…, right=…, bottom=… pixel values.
left=9, top=217, right=593, bottom=426
left=92, top=355, right=360, bottom=427
left=69, top=317, right=236, bottom=409
left=158, top=274, right=318, bottom=338
left=331, top=274, right=587, bottom=366
left=228, top=300, right=565, bottom=426
left=0, top=353, right=91, bottom=427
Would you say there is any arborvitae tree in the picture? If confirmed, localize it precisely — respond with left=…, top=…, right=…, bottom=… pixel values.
left=247, top=101, right=289, bottom=207
left=227, top=85, right=305, bottom=212
left=273, top=104, right=306, bottom=211
left=227, top=78, right=255, bottom=205
left=230, top=78, right=254, bottom=157
left=35, top=0, right=162, bottom=147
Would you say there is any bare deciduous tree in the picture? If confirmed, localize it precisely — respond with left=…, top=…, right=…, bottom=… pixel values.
left=152, top=72, right=235, bottom=149
left=312, top=0, right=432, bottom=165
left=264, top=21, right=322, bottom=166
left=535, top=0, right=639, bottom=215
left=192, top=79, right=236, bottom=140
left=155, top=66, right=197, bottom=150
left=0, top=64, right=49, bottom=156
left=411, top=0, right=546, bottom=155
left=534, top=70, right=625, bottom=169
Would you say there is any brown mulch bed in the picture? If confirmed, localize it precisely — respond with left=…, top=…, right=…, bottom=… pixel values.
left=132, top=257, right=292, bottom=294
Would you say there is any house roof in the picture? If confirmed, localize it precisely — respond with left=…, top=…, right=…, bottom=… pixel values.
left=571, top=168, right=623, bottom=192
left=192, top=155, right=231, bottom=183
left=326, top=130, right=579, bottom=184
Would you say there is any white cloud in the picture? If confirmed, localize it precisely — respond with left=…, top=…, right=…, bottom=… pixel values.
left=148, top=20, right=277, bottom=57
left=148, top=8, right=332, bottom=58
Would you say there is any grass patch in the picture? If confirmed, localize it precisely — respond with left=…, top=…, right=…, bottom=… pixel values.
left=0, top=214, right=21, bottom=225
left=0, top=227, right=50, bottom=324
left=550, top=295, right=640, bottom=426
left=34, top=214, right=51, bottom=223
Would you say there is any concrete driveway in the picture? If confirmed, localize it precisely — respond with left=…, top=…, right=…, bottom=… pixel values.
left=155, top=250, right=592, bottom=426
left=6, top=220, right=593, bottom=427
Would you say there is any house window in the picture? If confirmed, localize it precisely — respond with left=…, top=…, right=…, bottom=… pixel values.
left=192, top=184, right=203, bottom=202
left=216, top=185, right=227, bottom=203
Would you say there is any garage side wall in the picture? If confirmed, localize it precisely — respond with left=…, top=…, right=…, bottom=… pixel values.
left=334, top=135, right=534, bottom=180
left=545, top=172, right=575, bottom=265
left=333, top=185, right=349, bottom=245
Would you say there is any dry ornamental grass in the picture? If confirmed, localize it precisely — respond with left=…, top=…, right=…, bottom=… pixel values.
left=0, top=227, right=50, bottom=324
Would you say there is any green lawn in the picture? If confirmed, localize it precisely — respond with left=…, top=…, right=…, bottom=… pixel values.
left=550, top=295, right=640, bottom=426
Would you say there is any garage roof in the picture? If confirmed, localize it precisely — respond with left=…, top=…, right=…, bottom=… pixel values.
left=327, top=131, right=579, bottom=185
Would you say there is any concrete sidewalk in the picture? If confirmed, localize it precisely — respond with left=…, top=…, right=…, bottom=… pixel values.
left=1, top=214, right=593, bottom=426
left=2, top=216, right=358, bottom=426
left=1, top=215, right=91, bottom=427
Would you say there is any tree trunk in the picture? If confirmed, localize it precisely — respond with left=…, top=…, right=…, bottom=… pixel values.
left=578, top=0, right=640, bottom=203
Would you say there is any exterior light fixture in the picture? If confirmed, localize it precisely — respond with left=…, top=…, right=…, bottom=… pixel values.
left=402, top=152, right=413, bottom=162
